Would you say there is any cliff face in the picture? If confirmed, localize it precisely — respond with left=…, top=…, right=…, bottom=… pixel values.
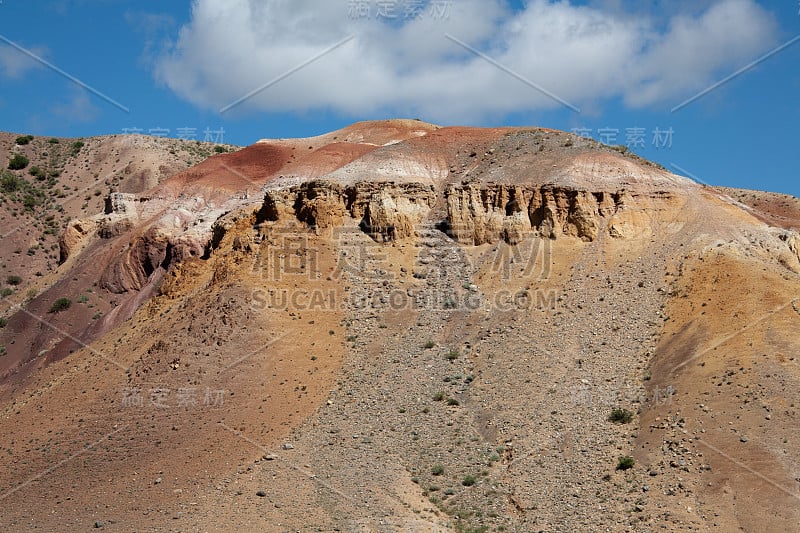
left=262, top=180, right=437, bottom=241
left=445, top=184, right=612, bottom=244
left=77, top=178, right=674, bottom=300
left=259, top=179, right=679, bottom=246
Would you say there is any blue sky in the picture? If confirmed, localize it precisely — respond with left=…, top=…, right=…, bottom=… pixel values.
left=0, top=0, right=798, bottom=195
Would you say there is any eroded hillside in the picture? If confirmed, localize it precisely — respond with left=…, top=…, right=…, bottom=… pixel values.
left=0, top=120, right=798, bottom=531
left=0, top=132, right=236, bottom=335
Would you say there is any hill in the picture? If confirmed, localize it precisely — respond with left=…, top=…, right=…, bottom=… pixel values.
left=0, top=120, right=798, bottom=531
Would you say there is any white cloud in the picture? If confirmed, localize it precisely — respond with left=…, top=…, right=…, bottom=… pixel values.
left=51, top=88, right=100, bottom=123
left=153, top=0, right=778, bottom=121
left=0, top=44, right=48, bottom=79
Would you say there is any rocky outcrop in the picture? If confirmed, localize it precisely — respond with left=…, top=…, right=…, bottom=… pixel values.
left=60, top=191, right=209, bottom=293
left=784, top=231, right=800, bottom=262
left=444, top=183, right=676, bottom=245
left=60, top=193, right=143, bottom=263
left=104, top=192, right=138, bottom=215
left=262, top=180, right=436, bottom=241
left=776, top=230, right=800, bottom=273
left=260, top=180, right=677, bottom=246
left=445, top=183, right=610, bottom=244
left=99, top=227, right=172, bottom=293
left=59, top=219, right=99, bottom=263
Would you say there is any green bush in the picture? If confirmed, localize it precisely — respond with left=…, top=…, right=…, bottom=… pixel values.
left=616, top=455, right=635, bottom=471
left=446, top=398, right=460, bottom=406
left=446, top=350, right=459, bottom=361
left=0, top=171, right=20, bottom=192
left=433, top=391, right=446, bottom=402
left=0, top=317, right=7, bottom=328
left=6, top=275, right=21, bottom=285
left=431, top=464, right=444, bottom=476
left=213, top=145, right=226, bottom=153
left=15, top=135, right=33, bottom=145
left=49, top=297, right=72, bottom=313
left=29, top=166, right=45, bottom=180
left=22, top=194, right=37, bottom=211
left=70, top=141, right=84, bottom=157
left=8, top=154, right=29, bottom=170
left=609, top=408, right=634, bottom=424
left=424, top=340, right=435, bottom=349
left=48, top=137, right=60, bottom=144
left=462, top=475, right=477, bottom=486
left=0, top=288, right=12, bottom=297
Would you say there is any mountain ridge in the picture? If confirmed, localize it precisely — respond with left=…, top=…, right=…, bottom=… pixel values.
left=0, top=120, right=798, bottom=531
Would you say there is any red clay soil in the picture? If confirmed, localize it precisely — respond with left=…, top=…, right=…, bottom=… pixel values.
left=712, top=186, right=800, bottom=231
left=155, top=143, right=293, bottom=195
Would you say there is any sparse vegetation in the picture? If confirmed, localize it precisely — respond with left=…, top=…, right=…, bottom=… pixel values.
left=0, top=288, right=12, bottom=298
left=15, top=135, right=34, bottom=145
left=213, top=145, right=226, bottom=153
left=0, top=171, right=20, bottom=192
left=8, top=154, right=29, bottom=170
left=616, top=455, right=635, bottom=471
left=6, top=275, right=22, bottom=286
left=433, top=391, right=446, bottom=401
left=431, top=464, right=445, bottom=476
left=446, top=350, right=459, bottom=361
left=424, top=340, right=435, bottom=349
left=70, top=140, right=85, bottom=157
left=49, top=297, right=72, bottom=313
left=612, top=144, right=629, bottom=154
left=0, top=346, right=5, bottom=357
left=455, top=525, right=488, bottom=533
left=29, top=166, right=46, bottom=180
left=609, top=407, right=634, bottom=424
left=447, top=398, right=460, bottom=406
left=0, top=317, right=7, bottom=328
left=461, top=475, right=477, bottom=486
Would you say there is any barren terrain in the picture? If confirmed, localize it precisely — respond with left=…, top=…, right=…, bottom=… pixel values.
left=0, top=120, right=798, bottom=531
